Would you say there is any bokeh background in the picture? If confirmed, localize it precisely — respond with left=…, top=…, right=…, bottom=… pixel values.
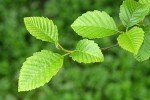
left=0, top=0, right=150, bottom=100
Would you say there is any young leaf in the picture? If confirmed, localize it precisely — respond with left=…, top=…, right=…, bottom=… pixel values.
left=71, top=10, right=118, bottom=39
left=135, top=26, right=150, bottom=61
left=70, top=39, right=104, bottom=63
left=139, top=0, right=150, bottom=10
left=24, top=17, right=58, bottom=43
left=117, top=27, right=144, bottom=54
left=119, top=0, right=149, bottom=27
left=18, top=50, right=63, bottom=92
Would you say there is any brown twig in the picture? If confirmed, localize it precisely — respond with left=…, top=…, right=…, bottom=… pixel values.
left=101, top=43, right=119, bottom=51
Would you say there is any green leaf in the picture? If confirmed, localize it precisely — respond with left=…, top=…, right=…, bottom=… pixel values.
left=70, top=39, right=104, bottom=63
left=24, top=17, right=58, bottom=43
left=71, top=10, right=118, bottom=39
left=135, top=26, right=150, bottom=61
left=139, top=0, right=150, bottom=11
left=18, top=50, right=63, bottom=92
left=117, top=27, right=144, bottom=54
left=119, top=0, right=149, bottom=27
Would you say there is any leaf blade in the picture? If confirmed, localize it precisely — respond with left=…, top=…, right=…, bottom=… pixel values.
left=70, top=39, right=104, bottom=63
left=24, top=17, right=58, bottom=43
left=71, top=10, right=118, bottom=39
left=18, top=50, right=63, bottom=92
left=135, top=26, right=150, bottom=61
left=119, top=0, right=149, bottom=27
left=117, top=27, right=144, bottom=54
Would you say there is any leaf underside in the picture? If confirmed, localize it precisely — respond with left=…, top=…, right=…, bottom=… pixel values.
left=18, top=50, right=63, bottom=92
left=70, top=39, right=104, bottom=63
left=71, top=10, right=118, bottom=39
left=135, top=26, right=150, bottom=61
left=24, top=17, right=58, bottom=43
left=119, top=0, right=149, bottom=27
left=117, top=27, right=144, bottom=54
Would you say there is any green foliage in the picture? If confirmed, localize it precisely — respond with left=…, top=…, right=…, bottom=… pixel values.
left=135, top=26, right=150, bottom=61
left=119, top=0, right=149, bottom=27
left=70, top=39, right=104, bottom=63
left=18, top=0, right=150, bottom=92
left=1, top=0, right=150, bottom=99
left=117, top=27, right=144, bottom=54
left=24, top=17, right=58, bottom=43
left=71, top=10, right=118, bottom=39
left=18, top=50, right=63, bottom=91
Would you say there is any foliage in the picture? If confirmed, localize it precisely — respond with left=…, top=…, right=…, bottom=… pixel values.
left=117, top=27, right=144, bottom=54
left=119, top=0, right=149, bottom=27
left=135, top=26, right=150, bottom=61
left=24, top=17, right=58, bottom=43
left=71, top=10, right=118, bottom=39
left=70, top=39, right=104, bottom=63
left=18, top=50, right=63, bottom=91
left=18, top=0, right=150, bottom=92
left=1, top=0, right=150, bottom=100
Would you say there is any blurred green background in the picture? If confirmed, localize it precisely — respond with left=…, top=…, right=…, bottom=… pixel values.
left=0, top=0, right=150, bottom=100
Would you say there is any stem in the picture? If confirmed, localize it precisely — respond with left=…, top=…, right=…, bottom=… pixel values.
left=63, top=53, right=72, bottom=57
left=56, top=43, right=73, bottom=53
left=101, top=43, right=119, bottom=51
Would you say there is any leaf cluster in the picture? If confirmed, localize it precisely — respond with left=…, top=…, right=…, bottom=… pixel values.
left=18, top=0, right=150, bottom=91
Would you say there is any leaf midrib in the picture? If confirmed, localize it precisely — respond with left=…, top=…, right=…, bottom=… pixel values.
left=75, top=50, right=102, bottom=59
left=124, top=33, right=136, bottom=53
left=72, top=25, right=118, bottom=32
left=127, top=4, right=145, bottom=26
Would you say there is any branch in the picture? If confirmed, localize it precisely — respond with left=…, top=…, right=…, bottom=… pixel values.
left=101, top=43, right=119, bottom=51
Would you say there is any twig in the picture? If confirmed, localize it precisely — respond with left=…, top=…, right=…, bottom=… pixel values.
left=101, top=43, right=119, bottom=51
left=56, top=43, right=73, bottom=53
